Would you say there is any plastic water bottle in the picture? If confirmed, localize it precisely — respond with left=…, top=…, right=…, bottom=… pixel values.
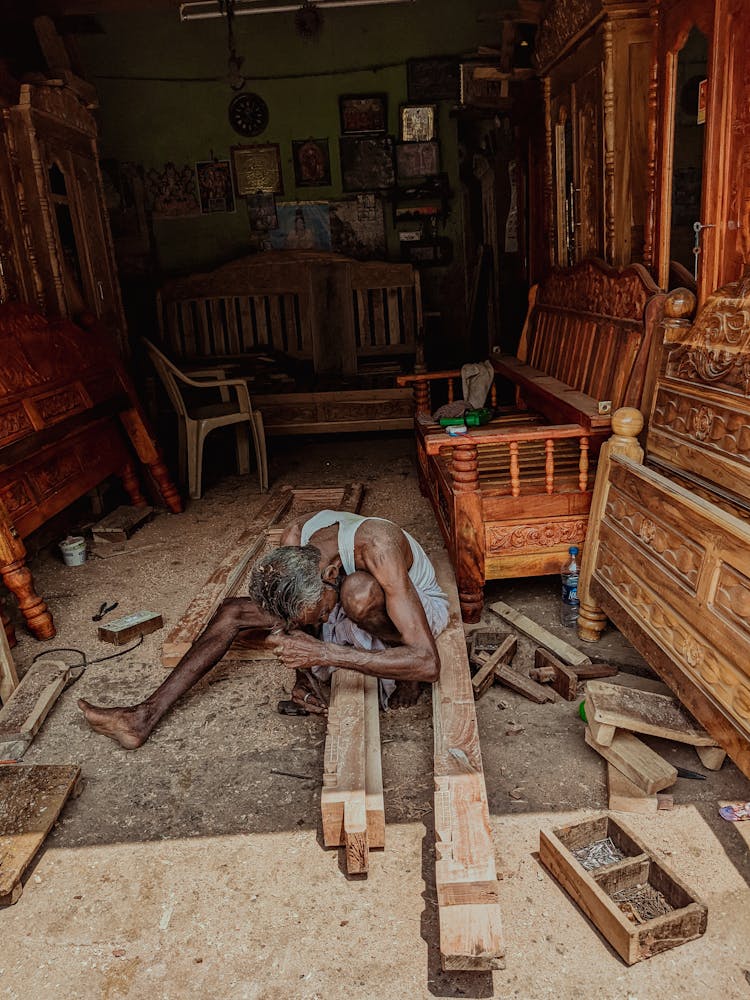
left=560, top=546, right=580, bottom=628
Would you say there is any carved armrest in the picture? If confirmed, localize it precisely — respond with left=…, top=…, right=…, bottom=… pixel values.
left=661, top=287, right=698, bottom=347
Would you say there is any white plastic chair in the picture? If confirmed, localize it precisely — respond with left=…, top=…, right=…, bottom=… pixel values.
left=143, top=338, right=268, bottom=499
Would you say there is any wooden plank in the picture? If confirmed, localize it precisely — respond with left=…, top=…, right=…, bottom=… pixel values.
left=0, top=617, right=18, bottom=705
left=489, top=601, right=592, bottom=667
left=432, top=550, right=505, bottom=971
left=364, top=675, right=385, bottom=846
left=585, top=695, right=616, bottom=746
left=91, top=504, right=153, bottom=544
left=495, top=660, right=555, bottom=703
left=607, top=762, right=658, bottom=814
left=471, top=635, right=517, bottom=699
left=534, top=647, right=578, bottom=700
left=0, top=763, right=81, bottom=904
left=584, top=726, right=677, bottom=794
left=98, top=611, right=163, bottom=645
left=0, top=660, right=71, bottom=759
left=586, top=679, right=719, bottom=747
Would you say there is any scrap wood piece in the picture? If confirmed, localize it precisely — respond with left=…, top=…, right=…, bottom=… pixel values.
left=584, top=726, right=677, bottom=794
left=161, top=483, right=364, bottom=668
left=0, top=763, right=81, bottom=904
left=0, top=617, right=19, bottom=705
left=321, top=668, right=383, bottom=875
left=433, top=550, right=505, bottom=971
left=471, top=634, right=517, bottom=700
left=0, top=660, right=71, bottom=760
left=586, top=680, right=719, bottom=747
left=98, top=610, right=163, bottom=645
left=91, top=504, right=153, bottom=544
left=494, top=660, right=554, bottom=704
left=695, top=745, right=727, bottom=771
left=607, top=763, right=658, bottom=815
left=489, top=601, right=591, bottom=667
left=530, top=648, right=578, bottom=700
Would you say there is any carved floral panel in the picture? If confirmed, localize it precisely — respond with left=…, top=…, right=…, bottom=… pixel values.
left=651, top=388, right=750, bottom=464
left=486, top=518, right=586, bottom=553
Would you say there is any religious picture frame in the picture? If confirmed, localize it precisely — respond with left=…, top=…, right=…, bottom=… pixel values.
left=395, top=141, right=440, bottom=181
left=195, top=159, right=235, bottom=214
left=292, top=138, right=332, bottom=187
left=231, top=143, right=284, bottom=196
left=400, top=104, right=437, bottom=143
left=340, top=136, right=395, bottom=192
left=246, top=191, right=278, bottom=232
left=460, top=63, right=510, bottom=109
left=339, top=94, right=388, bottom=135
left=407, top=56, right=460, bottom=102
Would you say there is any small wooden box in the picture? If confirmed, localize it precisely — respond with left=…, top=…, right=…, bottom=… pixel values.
left=540, top=814, right=707, bottom=964
left=98, top=611, right=163, bottom=645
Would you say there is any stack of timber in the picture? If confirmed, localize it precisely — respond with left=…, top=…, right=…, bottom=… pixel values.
left=583, top=679, right=724, bottom=813
left=161, top=483, right=364, bottom=668
left=432, top=550, right=505, bottom=971
left=540, top=814, right=707, bottom=963
left=0, top=659, right=72, bottom=759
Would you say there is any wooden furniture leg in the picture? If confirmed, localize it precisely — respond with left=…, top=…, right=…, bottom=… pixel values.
left=577, top=408, right=644, bottom=643
left=0, top=501, right=54, bottom=641
left=120, top=461, right=148, bottom=508
left=450, top=439, right=485, bottom=624
left=119, top=408, right=183, bottom=513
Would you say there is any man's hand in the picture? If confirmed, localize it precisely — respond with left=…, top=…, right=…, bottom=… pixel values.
left=269, top=629, right=327, bottom=671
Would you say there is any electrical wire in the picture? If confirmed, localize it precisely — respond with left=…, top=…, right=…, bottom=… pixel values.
left=31, top=634, right=146, bottom=678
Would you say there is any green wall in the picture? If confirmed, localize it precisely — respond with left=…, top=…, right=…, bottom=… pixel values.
left=78, top=2, right=509, bottom=278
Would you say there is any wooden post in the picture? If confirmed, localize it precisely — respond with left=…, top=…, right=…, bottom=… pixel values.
left=414, top=376, right=431, bottom=416
left=0, top=610, right=19, bottom=705
left=450, top=438, right=484, bottom=624
left=577, top=408, right=644, bottom=642
left=545, top=438, right=555, bottom=494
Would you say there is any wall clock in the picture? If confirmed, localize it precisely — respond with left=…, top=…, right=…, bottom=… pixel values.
left=228, top=92, right=269, bottom=138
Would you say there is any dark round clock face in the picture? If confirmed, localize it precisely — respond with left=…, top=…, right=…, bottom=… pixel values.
left=228, top=92, right=269, bottom=138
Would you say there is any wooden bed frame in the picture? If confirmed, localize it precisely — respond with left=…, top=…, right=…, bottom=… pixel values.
left=156, top=251, right=422, bottom=435
left=398, top=258, right=665, bottom=622
left=577, top=277, right=750, bottom=779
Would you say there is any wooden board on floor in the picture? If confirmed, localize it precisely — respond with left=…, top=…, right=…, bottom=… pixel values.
left=584, top=726, right=677, bottom=794
left=0, top=660, right=71, bottom=760
left=0, top=619, right=19, bottom=705
left=91, top=504, right=153, bottom=544
left=161, top=483, right=364, bottom=668
left=432, top=550, right=505, bottom=971
left=0, top=763, right=81, bottom=904
left=586, top=680, right=719, bottom=747
left=489, top=601, right=591, bottom=667
left=607, top=763, right=658, bottom=814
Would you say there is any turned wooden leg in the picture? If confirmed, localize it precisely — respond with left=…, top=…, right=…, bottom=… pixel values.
left=147, top=448, right=183, bottom=513
left=577, top=599, right=608, bottom=642
left=120, top=461, right=148, bottom=508
left=1, top=558, right=55, bottom=640
left=1, top=605, right=16, bottom=649
left=451, top=439, right=485, bottom=625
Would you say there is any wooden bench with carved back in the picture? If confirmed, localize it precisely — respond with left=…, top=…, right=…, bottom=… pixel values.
left=156, top=251, right=422, bottom=435
left=398, top=258, right=665, bottom=622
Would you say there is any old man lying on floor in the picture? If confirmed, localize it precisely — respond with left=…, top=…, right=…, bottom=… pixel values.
left=78, top=510, right=449, bottom=749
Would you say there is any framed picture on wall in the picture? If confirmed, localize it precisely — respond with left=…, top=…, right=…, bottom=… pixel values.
left=292, top=138, right=332, bottom=187
left=400, top=104, right=437, bottom=142
left=231, top=143, right=284, bottom=196
left=340, top=136, right=395, bottom=191
left=195, top=159, right=235, bottom=213
left=396, top=141, right=440, bottom=181
left=339, top=94, right=388, bottom=135
left=246, top=191, right=278, bottom=232
left=407, top=56, right=460, bottom=102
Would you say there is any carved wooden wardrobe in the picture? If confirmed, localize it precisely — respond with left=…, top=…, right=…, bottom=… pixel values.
left=578, top=0, right=750, bottom=778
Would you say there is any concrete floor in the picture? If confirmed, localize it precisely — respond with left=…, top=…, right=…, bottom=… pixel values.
left=2, top=433, right=750, bottom=1000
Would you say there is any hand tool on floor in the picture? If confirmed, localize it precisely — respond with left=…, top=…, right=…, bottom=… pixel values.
left=92, top=601, right=119, bottom=622
left=675, top=765, right=707, bottom=780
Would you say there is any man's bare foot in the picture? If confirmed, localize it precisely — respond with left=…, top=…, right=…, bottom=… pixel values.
left=390, top=679, right=421, bottom=708
left=77, top=699, right=153, bottom=750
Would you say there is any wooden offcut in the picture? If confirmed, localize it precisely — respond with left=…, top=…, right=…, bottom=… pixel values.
left=586, top=680, right=719, bottom=747
left=0, top=763, right=81, bottom=905
left=532, top=647, right=578, bottom=700
left=91, top=504, right=153, bottom=544
left=98, top=610, right=163, bottom=645
left=0, top=618, right=18, bottom=705
left=607, top=763, right=658, bottom=815
left=540, top=814, right=707, bottom=964
left=584, top=726, right=677, bottom=794
left=432, top=550, right=505, bottom=971
left=471, top=634, right=517, bottom=699
left=0, top=659, right=71, bottom=759
left=489, top=601, right=591, bottom=667
left=161, top=483, right=364, bottom=668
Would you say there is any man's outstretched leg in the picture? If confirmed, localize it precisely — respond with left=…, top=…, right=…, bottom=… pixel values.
left=78, top=598, right=276, bottom=749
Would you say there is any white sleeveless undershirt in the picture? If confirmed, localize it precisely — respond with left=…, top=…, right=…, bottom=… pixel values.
left=300, top=510, right=446, bottom=605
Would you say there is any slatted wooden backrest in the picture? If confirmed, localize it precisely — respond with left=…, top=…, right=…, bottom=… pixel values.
left=349, top=262, right=422, bottom=358
left=522, top=259, right=664, bottom=409
left=157, top=253, right=315, bottom=361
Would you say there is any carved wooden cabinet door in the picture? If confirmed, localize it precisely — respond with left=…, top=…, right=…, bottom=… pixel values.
left=574, top=65, right=603, bottom=261
left=652, top=0, right=750, bottom=300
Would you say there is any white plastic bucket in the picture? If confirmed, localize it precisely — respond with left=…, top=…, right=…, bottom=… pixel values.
left=60, top=535, right=87, bottom=567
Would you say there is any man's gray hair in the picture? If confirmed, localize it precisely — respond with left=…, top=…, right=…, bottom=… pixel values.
left=248, top=544, right=324, bottom=625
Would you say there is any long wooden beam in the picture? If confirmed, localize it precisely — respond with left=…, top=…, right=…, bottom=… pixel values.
left=432, top=551, right=505, bottom=971
left=0, top=617, right=19, bottom=705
